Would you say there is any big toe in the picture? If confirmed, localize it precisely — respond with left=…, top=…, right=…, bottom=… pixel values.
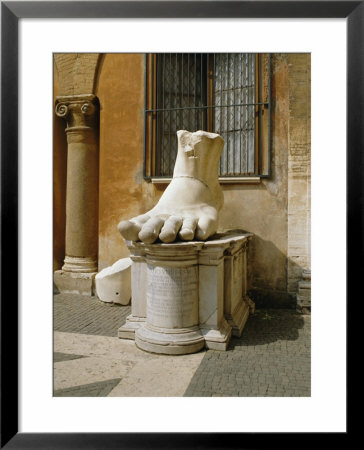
left=118, top=220, right=141, bottom=241
left=118, top=214, right=150, bottom=241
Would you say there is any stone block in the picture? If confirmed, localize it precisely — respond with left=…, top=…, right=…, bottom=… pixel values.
left=54, top=270, right=96, bottom=296
left=95, top=258, right=132, bottom=305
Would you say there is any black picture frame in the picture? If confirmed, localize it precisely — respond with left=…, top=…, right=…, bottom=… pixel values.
left=1, top=1, right=358, bottom=448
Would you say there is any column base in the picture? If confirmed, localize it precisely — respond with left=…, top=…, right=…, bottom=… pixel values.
left=54, top=270, right=96, bottom=296
left=135, top=324, right=205, bottom=355
left=118, top=314, right=145, bottom=340
left=62, top=255, right=98, bottom=273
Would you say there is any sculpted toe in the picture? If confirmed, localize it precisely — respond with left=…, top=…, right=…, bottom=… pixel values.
left=118, top=220, right=141, bottom=241
left=179, top=228, right=195, bottom=241
left=159, top=216, right=183, bottom=243
left=178, top=217, right=198, bottom=241
left=138, top=217, right=165, bottom=244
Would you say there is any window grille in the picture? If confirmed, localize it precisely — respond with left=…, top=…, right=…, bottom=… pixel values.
left=144, top=53, right=271, bottom=180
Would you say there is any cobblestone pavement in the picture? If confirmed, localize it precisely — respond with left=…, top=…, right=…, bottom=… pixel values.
left=53, top=293, right=310, bottom=397
left=184, top=309, right=310, bottom=397
left=54, top=293, right=130, bottom=336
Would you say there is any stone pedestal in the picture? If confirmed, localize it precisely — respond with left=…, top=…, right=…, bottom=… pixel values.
left=119, top=231, right=253, bottom=354
left=54, top=94, right=99, bottom=295
left=135, top=243, right=205, bottom=355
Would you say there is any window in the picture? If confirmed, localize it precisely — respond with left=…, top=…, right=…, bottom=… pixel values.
left=144, top=53, right=271, bottom=182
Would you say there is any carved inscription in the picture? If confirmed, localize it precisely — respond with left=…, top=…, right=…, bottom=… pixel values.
left=147, top=265, right=198, bottom=328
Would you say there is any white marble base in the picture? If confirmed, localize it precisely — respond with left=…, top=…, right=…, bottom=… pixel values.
left=120, top=231, right=253, bottom=355
left=135, top=324, right=205, bottom=355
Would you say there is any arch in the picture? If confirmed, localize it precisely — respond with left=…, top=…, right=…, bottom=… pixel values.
left=54, top=53, right=102, bottom=96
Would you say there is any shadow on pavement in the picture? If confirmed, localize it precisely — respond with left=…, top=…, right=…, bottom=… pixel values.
left=228, top=308, right=307, bottom=349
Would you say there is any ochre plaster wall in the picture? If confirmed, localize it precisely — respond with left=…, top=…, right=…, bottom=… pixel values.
left=53, top=53, right=310, bottom=305
left=96, top=54, right=158, bottom=270
left=95, top=54, right=298, bottom=307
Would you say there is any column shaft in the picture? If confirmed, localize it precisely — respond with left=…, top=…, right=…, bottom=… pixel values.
left=64, top=127, right=98, bottom=271
left=54, top=94, right=99, bottom=294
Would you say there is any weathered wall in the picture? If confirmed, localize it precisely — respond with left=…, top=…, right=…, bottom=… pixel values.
left=95, top=54, right=303, bottom=307
left=53, top=60, right=67, bottom=270
left=221, top=54, right=291, bottom=306
left=287, top=54, right=311, bottom=296
left=96, top=54, right=154, bottom=270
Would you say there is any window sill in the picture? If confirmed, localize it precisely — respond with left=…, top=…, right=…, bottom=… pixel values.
left=149, top=177, right=262, bottom=185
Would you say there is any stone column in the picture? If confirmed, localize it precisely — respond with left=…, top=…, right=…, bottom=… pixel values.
left=54, top=94, right=99, bottom=295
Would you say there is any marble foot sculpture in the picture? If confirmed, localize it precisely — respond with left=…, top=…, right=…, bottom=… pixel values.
left=118, top=130, right=224, bottom=243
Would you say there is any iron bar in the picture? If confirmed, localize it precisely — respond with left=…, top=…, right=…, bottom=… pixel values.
left=227, top=53, right=230, bottom=175
left=201, top=53, right=204, bottom=130
left=143, top=54, right=148, bottom=179
left=233, top=54, right=236, bottom=174
left=268, top=53, right=272, bottom=178
left=167, top=53, right=171, bottom=176
left=145, top=102, right=268, bottom=113
left=187, top=53, right=190, bottom=128
left=162, top=54, right=165, bottom=175
left=181, top=53, right=184, bottom=129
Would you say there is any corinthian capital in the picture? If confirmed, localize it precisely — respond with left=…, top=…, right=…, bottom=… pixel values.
left=55, top=94, right=99, bottom=131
